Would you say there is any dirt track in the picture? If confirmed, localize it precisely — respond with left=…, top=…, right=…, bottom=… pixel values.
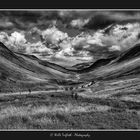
left=0, top=89, right=63, bottom=97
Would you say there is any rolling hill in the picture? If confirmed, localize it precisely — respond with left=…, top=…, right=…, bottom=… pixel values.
left=0, top=42, right=77, bottom=92
left=79, top=43, right=140, bottom=81
left=1, top=40, right=140, bottom=92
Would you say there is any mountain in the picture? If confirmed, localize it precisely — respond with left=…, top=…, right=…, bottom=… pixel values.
left=0, top=40, right=119, bottom=91
left=1, top=40, right=140, bottom=92
left=72, top=62, right=93, bottom=70
left=72, top=56, right=117, bottom=73
left=113, top=44, right=140, bottom=63
left=0, top=42, right=79, bottom=92
left=79, top=43, right=140, bottom=81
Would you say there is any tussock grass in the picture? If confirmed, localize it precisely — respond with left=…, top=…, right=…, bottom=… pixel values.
left=0, top=89, right=140, bottom=129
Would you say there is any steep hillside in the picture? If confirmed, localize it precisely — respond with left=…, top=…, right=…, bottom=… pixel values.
left=79, top=43, right=140, bottom=81
left=72, top=56, right=117, bottom=73
left=114, top=44, right=140, bottom=63
left=1, top=40, right=140, bottom=92
left=0, top=42, right=78, bottom=93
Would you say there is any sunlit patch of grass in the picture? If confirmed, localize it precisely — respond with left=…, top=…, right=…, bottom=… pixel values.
left=0, top=88, right=140, bottom=129
left=0, top=106, right=30, bottom=119
left=0, top=99, right=112, bottom=129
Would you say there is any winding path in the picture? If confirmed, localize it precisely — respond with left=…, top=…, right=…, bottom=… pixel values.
left=0, top=89, right=63, bottom=97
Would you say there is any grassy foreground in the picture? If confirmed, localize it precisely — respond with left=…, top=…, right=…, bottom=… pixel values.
left=0, top=89, right=140, bottom=130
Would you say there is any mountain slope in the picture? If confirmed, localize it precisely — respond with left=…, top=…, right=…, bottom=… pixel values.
left=114, top=44, right=140, bottom=63
left=72, top=56, right=117, bottom=73
left=1, top=41, right=140, bottom=91
left=79, top=44, right=140, bottom=81
left=0, top=42, right=73, bottom=83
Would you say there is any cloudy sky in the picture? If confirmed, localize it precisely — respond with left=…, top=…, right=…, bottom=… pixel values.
left=1, top=10, right=140, bottom=66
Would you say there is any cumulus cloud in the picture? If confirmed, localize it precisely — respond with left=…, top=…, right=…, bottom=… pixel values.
left=101, top=22, right=140, bottom=51
left=9, top=31, right=27, bottom=45
left=41, top=26, right=68, bottom=45
left=30, top=26, right=68, bottom=46
left=28, top=26, right=99, bottom=59
left=31, top=23, right=140, bottom=59
left=29, top=26, right=91, bottom=58
left=109, top=45, right=121, bottom=51
left=26, top=41, right=53, bottom=55
left=60, top=21, right=140, bottom=57
left=70, top=18, right=89, bottom=29
left=0, top=31, right=27, bottom=53
left=1, top=20, right=140, bottom=62
left=0, top=31, right=53, bottom=55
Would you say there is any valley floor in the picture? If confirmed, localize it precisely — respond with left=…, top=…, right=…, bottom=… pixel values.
left=0, top=77, right=140, bottom=129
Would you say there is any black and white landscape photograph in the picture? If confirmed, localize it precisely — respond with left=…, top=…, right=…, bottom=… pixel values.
left=1, top=9, right=140, bottom=130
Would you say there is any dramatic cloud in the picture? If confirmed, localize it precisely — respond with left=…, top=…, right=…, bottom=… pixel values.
left=1, top=11, right=140, bottom=63
left=0, top=19, right=14, bottom=29
left=109, top=45, right=121, bottom=51
left=70, top=18, right=89, bottom=29
left=0, top=31, right=53, bottom=55
left=0, top=31, right=27, bottom=53
left=26, top=41, right=53, bottom=55
left=2, top=22, right=139, bottom=58
left=10, top=31, right=27, bottom=45
left=101, top=22, right=140, bottom=51
left=41, top=26, right=68, bottom=45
